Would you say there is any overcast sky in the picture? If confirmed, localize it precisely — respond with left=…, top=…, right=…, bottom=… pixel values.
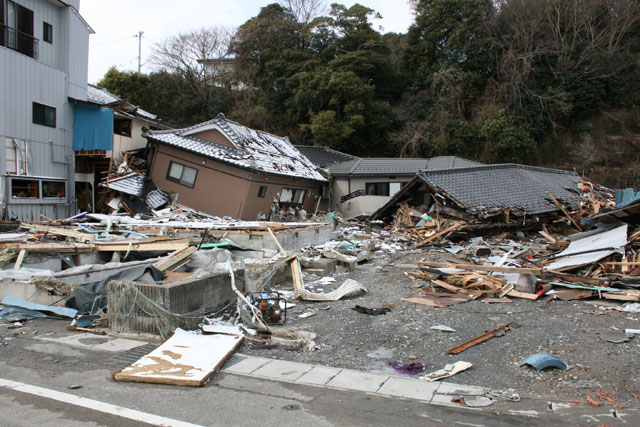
left=79, top=1, right=415, bottom=84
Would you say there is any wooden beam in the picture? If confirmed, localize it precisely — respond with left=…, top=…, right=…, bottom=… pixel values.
left=13, top=249, right=26, bottom=269
left=446, top=322, right=512, bottom=355
left=419, top=261, right=540, bottom=274
left=21, top=223, right=94, bottom=243
left=413, top=222, right=464, bottom=248
left=546, top=191, right=582, bottom=231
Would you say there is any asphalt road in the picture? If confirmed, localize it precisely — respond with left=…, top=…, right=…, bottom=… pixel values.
left=0, top=319, right=636, bottom=426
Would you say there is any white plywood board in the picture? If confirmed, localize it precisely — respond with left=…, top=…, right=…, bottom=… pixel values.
left=114, top=328, right=243, bottom=386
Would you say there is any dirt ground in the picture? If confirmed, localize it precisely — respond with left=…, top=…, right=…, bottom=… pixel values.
left=245, top=247, right=640, bottom=407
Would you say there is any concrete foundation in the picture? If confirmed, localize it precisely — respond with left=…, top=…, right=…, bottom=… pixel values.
left=107, top=269, right=244, bottom=336
left=0, top=279, right=65, bottom=306
left=211, top=224, right=335, bottom=252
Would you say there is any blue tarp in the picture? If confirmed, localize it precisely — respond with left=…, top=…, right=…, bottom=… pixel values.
left=73, top=104, right=113, bottom=151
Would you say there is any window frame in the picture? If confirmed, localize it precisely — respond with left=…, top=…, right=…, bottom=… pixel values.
left=279, top=188, right=306, bottom=205
left=365, top=182, right=390, bottom=196
left=257, top=186, right=267, bottom=198
left=42, top=179, right=65, bottom=198
left=42, top=21, right=52, bottom=43
left=32, top=102, right=56, bottom=128
left=166, top=161, right=198, bottom=188
left=11, top=178, right=40, bottom=198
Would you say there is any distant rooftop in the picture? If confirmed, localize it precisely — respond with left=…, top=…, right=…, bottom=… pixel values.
left=328, top=156, right=481, bottom=177
left=294, top=145, right=359, bottom=168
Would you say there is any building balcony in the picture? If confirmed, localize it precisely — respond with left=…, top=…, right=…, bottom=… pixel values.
left=0, top=24, right=39, bottom=59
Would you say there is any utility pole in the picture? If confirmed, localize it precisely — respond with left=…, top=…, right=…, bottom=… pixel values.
left=135, top=31, right=144, bottom=73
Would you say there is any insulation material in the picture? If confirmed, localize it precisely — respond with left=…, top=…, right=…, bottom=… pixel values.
left=113, top=328, right=242, bottom=386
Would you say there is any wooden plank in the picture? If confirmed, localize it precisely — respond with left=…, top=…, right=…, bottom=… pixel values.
left=13, top=249, right=26, bottom=269
left=267, top=227, right=287, bottom=255
left=153, top=246, right=196, bottom=272
left=96, top=238, right=189, bottom=252
left=5, top=242, right=95, bottom=253
left=413, top=222, right=464, bottom=248
left=113, top=329, right=243, bottom=387
left=21, top=223, right=94, bottom=243
left=290, top=257, right=304, bottom=296
left=420, top=261, right=540, bottom=274
left=538, top=230, right=557, bottom=244
left=506, top=289, right=539, bottom=300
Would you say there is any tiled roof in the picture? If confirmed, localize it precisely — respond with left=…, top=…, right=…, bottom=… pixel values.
left=294, top=145, right=359, bottom=168
left=87, top=84, right=158, bottom=121
left=419, top=164, right=581, bottom=215
left=328, top=156, right=480, bottom=177
left=145, top=114, right=326, bottom=182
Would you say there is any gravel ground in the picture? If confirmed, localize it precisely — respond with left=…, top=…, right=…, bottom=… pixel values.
left=245, top=247, right=640, bottom=407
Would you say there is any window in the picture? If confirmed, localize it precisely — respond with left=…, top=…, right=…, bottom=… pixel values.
left=114, top=118, right=132, bottom=137
left=11, top=178, right=39, bottom=198
left=279, top=188, right=306, bottom=205
left=2, top=1, right=37, bottom=58
left=33, top=102, right=55, bottom=127
left=42, top=21, right=52, bottom=43
left=257, top=186, right=267, bottom=198
left=42, top=180, right=65, bottom=198
left=167, top=161, right=197, bottom=187
left=366, top=182, right=389, bottom=196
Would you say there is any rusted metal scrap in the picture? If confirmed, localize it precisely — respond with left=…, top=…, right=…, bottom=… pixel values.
left=446, top=322, right=513, bottom=355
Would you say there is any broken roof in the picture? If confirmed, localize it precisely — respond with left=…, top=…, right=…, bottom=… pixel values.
left=87, top=84, right=159, bottom=121
left=101, top=172, right=170, bottom=211
left=145, top=114, right=326, bottom=182
left=372, top=163, right=582, bottom=219
left=294, top=145, right=359, bottom=168
left=328, top=156, right=481, bottom=177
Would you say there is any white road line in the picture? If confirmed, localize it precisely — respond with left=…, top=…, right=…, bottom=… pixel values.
left=0, top=378, right=202, bottom=427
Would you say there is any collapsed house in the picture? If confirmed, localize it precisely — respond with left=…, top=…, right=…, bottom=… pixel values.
left=144, top=114, right=327, bottom=220
left=372, top=163, right=587, bottom=234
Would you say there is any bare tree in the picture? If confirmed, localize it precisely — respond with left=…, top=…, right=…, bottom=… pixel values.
left=493, top=0, right=640, bottom=127
left=279, top=0, right=328, bottom=23
left=151, top=27, right=233, bottom=83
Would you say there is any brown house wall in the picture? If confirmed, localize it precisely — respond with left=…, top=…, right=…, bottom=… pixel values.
left=150, top=144, right=322, bottom=220
left=189, top=129, right=235, bottom=148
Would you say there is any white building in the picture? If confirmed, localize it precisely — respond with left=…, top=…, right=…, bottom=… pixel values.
left=0, top=0, right=92, bottom=220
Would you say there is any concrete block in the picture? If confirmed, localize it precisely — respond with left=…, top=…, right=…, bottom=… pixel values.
left=304, top=258, right=336, bottom=276
left=377, top=377, right=439, bottom=401
left=222, top=355, right=271, bottom=374
left=436, top=382, right=488, bottom=396
left=430, top=393, right=462, bottom=407
left=296, top=366, right=342, bottom=386
left=326, top=369, right=388, bottom=393
left=251, top=360, right=313, bottom=381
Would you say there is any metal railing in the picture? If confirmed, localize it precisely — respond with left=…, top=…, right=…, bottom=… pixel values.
left=0, top=24, right=39, bottom=59
left=340, top=189, right=366, bottom=203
